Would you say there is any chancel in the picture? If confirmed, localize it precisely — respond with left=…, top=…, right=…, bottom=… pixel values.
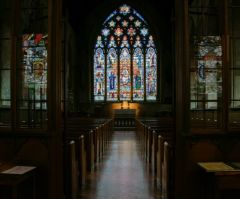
left=0, top=0, right=240, bottom=199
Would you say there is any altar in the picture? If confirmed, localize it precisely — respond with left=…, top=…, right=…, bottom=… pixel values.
left=113, top=109, right=136, bottom=130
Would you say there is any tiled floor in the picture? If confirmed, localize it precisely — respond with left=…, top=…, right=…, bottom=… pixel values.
left=78, top=131, right=161, bottom=199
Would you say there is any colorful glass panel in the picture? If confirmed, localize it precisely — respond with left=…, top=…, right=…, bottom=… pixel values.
left=134, top=36, right=142, bottom=47
left=147, top=35, right=155, bottom=47
left=119, top=4, right=131, bottom=15
left=141, top=28, right=148, bottom=37
left=94, top=48, right=105, bottom=101
left=146, top=47, right=157, bottom=100
left=109, top=20, right=116, bottom=28
left=122, top=20, right=128, bottom=27
left=121, top=35, right=130, bottom=48
left=22, top=33, right=48, bottom=109
left=96, top=36, right=104, bottom=48
left=191, top=36, right=222, bottom=109
left=107, top=48, right=118, bottom=101
left=127, top=27, right=136, bottom=36
left=120, top=48, right=131, bottom=100
left=133, top=48, right=144, bottom=100
left=108, top=36, right=117, bottom=48
left=134, top=20, right=141, bottom=27
left=102, top=28, right=110, bottom=37
left=116, top=16, right=121, bottom=21
left=115, top=27, right=123, bottom=37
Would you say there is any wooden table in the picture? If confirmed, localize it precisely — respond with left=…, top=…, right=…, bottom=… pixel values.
left=0, top=163, right=36, bottom=199
left=197, top=162, right=240, bottom=199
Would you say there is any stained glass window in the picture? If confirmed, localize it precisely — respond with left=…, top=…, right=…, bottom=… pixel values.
left=188, top=0, right=223, bottom=128
left=22, top=33, right=48, bottom=109
left=190, top=36, right=222, bottom=110
left=94, top=47, right=105, bottom=101
left=189, top=36, right=222, bottom=128
left=146, top=47, right=157, bottom=101
left=133, top=48, right=144, bottom=100
left=120, top=48, right=131, bottom=100
left=93, top=4, right=158, bottom=102
left=17, top=33, right=48, bottom=128
left=107, top=48, right=118, bottom=101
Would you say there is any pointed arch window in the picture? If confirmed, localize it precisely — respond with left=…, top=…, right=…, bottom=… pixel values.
left=94, top=4, right=158, bottom=102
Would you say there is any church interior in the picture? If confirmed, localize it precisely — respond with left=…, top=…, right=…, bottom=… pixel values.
left=0, top=0, right=240, bottom=198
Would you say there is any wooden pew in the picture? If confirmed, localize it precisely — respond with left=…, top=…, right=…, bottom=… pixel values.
left=135, top=117, right=175, bottom=194
left=76, top=135, right=86, bottom=187
left=153, top=130, right=174, bottom=175
left=67, top=129, right=94, bottom=173
left=66, top=118, right=113, bottom=172
left=147, top=127, right=174, bottom=175
left=63, top=118, right=113, bottom=199
left=67, top=118, right=103, bottom=168
left=137, top=117, right=174, bottom=164
left=157, top=135, right=164, bottom=188
left=135, top=119, right=145, bottom=158
left=66, top=140, right=78, bottom=199
left=162, top=141, right=174, bottom=199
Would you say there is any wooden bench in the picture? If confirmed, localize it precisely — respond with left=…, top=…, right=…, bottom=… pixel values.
left=66, top=140, right=78, bottom=199
left=161, top=141, right=174, bottom=199
left=136, top=117, right=174, bottom=164
left=75, top=135, right=86, bottom=187
left=153, top=130, right=174, bottom=175
left=66, top=118, right=113, bottom=173
left=135, top=117, right=175, bottom=196
left=67, top=129, right=95, bottom=173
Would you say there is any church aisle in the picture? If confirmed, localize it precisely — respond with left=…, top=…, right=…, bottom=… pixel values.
left=78, top=131, right=161, bottom=199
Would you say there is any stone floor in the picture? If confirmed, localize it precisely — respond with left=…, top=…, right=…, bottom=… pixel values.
left=78, top=131, right=161, bottom=199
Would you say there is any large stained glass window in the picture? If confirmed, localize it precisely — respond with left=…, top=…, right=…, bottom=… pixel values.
left=93, top=4, right=158, bottom=102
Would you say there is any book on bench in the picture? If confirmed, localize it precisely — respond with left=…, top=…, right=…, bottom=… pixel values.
left=198, top=162, right=236, bottom=172
left=1, top=166, right=36, bottom=175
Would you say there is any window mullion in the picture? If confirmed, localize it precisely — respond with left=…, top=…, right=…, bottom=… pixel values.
left=117, top=47, right=120, bottom=101
left=144, top=48, right=146, bottom=101
left=130, top=47, right=133, bottom=101
left=104, top=48, right=107, bottom=102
